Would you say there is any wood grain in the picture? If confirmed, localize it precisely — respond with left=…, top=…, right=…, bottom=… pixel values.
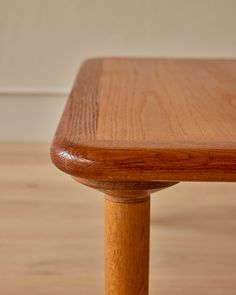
left=73, top=177, right=178, bottom=202
left=2, top=143, right=236, bottom=294
left=105, top=196, right=150, bottom=295
left=51, top=58, right=236, bottom=182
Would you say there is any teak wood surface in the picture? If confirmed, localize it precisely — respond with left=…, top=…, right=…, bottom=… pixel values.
left=50, top=59, right=236, bottom=295
left=105, top=197, right=150, bottom=294
left=2, top=143, right=236, bottom=295
left=51, top=58, right=236, bottom=182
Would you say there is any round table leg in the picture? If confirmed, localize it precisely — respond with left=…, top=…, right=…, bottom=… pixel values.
left=105, top=196, right=150, bottom=295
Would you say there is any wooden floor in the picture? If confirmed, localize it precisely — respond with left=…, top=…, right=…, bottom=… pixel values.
left=1, top=143, right=236, bottom=294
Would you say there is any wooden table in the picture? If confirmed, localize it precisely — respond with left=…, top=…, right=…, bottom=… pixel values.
left=51, top=58, right=236, bottom=295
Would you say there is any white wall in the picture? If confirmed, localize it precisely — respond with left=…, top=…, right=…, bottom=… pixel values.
left=1, top=0, right=236, bottom=141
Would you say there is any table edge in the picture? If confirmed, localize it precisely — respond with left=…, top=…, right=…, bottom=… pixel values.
left=50, top=141, right=236, bottom=182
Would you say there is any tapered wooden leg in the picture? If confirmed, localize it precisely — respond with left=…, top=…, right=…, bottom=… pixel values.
left=105, top=196, right=150, bottom=295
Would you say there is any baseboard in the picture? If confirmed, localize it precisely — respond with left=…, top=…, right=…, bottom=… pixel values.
left=0, top=88, right=68, bottom=97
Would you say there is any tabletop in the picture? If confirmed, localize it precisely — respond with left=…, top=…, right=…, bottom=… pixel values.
left=51, top=58, right=236, bottom=182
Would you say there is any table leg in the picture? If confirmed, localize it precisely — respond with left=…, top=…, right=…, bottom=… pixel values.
left=73, top=178, right=177, bottom=294
left=105, top=195, right=150, bottom=295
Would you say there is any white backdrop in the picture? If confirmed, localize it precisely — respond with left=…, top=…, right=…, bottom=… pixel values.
left=1, top=0, right=236, bottom=141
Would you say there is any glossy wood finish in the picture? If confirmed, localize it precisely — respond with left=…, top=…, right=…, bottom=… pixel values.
left=105, top=196, right=150, bottom=295
left=49, top=59, right=236, bottom=295
left=3, top=143, right=236, bottom=295
left=51, top=58, right=236, bottom=182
